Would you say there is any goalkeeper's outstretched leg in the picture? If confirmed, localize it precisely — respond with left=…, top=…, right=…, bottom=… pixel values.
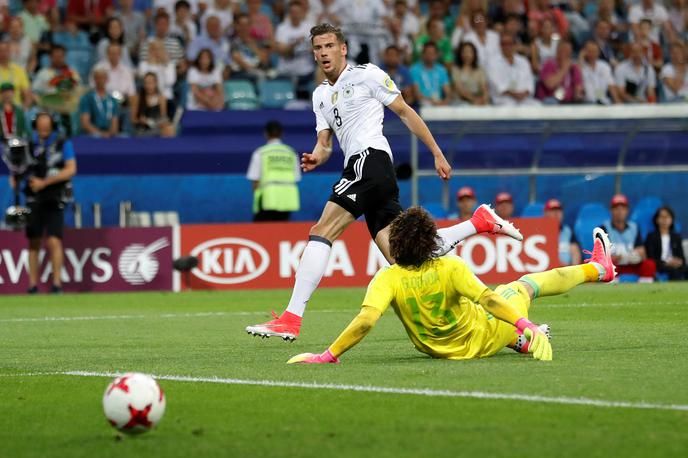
left=509, top=228, right=617, bottom=353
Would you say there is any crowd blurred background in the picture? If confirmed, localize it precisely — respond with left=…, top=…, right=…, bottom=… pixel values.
left=0, top=0, right=685, bottom=139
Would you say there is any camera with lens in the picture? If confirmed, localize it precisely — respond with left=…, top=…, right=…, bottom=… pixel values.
left=2, top=137, right=33, bottom=229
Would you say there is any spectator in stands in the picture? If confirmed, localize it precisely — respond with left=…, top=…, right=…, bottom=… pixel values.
left=170, top=0, right=198, bottom=47
left=187, top=48, right=224, bottom=111
left=419, top=0, right=454, bottom=37
left=115, top=0, right=147, bottom=61
left=337, top=0, right=388, bottom=64
left=7, top=16, right=35, bottom=73
left=246, top=0, right=274, bottom=42
left=490, top=0, right=527, bottom=32
left=311, top=0, right=344, bottom=26
left=0, top=41, right=33, bottom=108
left=246, top=120, right=301, bottom=222
left=391, top=0, right=420, bottom=49
left=79, top=67, right=120, bottom=137
left=381, top=45, right=415, bottom=104
left=187, top=14, right=231, bottom=71
left=141, top=11, right=186, bottom=66
left=386, top=10, right=414, bottom=61
left=645, top=206, right=686, bottom=280
left=635, top=18, right=663, bottom=72
left=668, top=0, right=688, bottom=37
left=536, top=40, right=584, bottom=104
left=32, top=45, right=83, bottom=116
left=660, top=42, right=688, bottom=102
left=488, top=34, right=539, bottom=106
left=462, top=12, right=501, bottom=69
left=414, top=17, right=454, bottom=65
left=410, top=41, right=451, bottom=106
left=588, top=0, right=624, bottom=38
left=544, top=198, right=581, bottom=266
left=494, top=192, right=514, bottom=219
left=96, top=17, right=134, bottom=68
left=456, top=0, right=487, bottom=32
left=580, top=40, right=621, bottom=104
left=527, top=0, right=568, bottom=38
left=615, top=42, right=657, bottom=103
left=131, top=72, right=175, bottom=137
left=451, top=41, right=489, bottom=105
left=531, top=17, right=558, bottom=75
left=502, top=13, right=531, bottom=58
left=628, top=0, right=675, bottom=45
left=67, top=0, right=114, bottom=31
left=18, top=0, right=49, bottom=44
left=592, top=19, right=619, bottom=68
left=0, top=83, right=29, bottom=140
left=601, top=194, right=656, bottom=282
left=96, top=43, right=137, bottom=107
left=201, top=0, right=233, bottom=35
left=275, top=1, right=315, bottom=94
left=138, top=40, right=176, bottom=104
left=450, top=186, right=477, bottom=222
left=230, top=12, right=270, bottom=81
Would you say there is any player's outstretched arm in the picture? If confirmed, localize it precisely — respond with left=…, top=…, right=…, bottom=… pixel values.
left=477, top=290, right=552, bottom=361
left=387, top=95, right=451, bottom=180
left=287, top=306, right=382, bottom=364
left=301, top=129, right=333, bottom=172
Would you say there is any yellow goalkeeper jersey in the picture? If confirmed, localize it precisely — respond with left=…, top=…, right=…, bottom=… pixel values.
left=362, top=256, right=526, bottom=360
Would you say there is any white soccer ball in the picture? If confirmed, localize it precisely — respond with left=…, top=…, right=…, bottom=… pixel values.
left=102, top=373, right=166, bottom=434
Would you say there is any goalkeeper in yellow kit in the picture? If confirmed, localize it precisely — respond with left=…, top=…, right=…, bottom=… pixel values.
left=288, top=206, right=617, bottom=364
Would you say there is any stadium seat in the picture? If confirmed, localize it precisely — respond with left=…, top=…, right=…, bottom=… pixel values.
left=521, top=202, right=544, bottom=217
left=422, top=202, right=448, bottom=219
left=574, top=202, right=610, bottom=253
left=128, top=212, right=152, bottom=227
left=630, top=196, right=662, bottom=239
left=257, top=79, right=296, bottom=109
left=224, top=80, right=258, bottom=110
left=153, top=211, right=180, bottom=226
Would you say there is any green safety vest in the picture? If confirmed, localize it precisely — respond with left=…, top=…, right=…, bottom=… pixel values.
left=253, top=142, right=300, bottom=213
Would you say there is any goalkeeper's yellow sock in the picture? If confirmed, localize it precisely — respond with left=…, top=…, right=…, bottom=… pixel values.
left=520, top=264, right=600, bottom=299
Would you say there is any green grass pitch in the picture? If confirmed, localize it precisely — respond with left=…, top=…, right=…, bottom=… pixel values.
left=1, top=282, right=688, bottom=457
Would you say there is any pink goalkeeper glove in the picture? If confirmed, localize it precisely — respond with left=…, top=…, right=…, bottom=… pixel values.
left=287, top=349, right=340, bottom=364
left=515, top=318, right=552, bottom=361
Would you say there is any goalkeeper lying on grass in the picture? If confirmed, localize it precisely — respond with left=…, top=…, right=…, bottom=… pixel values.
left=289, top=206, right=616, bottom=364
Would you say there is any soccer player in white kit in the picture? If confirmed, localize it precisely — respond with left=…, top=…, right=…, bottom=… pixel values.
left=246, top=24, right=522, bottom=341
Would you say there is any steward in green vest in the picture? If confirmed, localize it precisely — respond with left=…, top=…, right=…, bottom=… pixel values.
left=247, top=120, right=301, bottom=222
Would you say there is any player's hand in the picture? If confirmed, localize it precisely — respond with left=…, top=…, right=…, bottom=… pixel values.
left=516, top=318, right=552, bottom=361
left=434, top=154, right=451, bottom=180
left=523, top=327, right=552, bottom=361
left=28, top=177, right=46, bottom=193
left=301, top=152, right=323, bottom=172
left=287, top=349, right=340, bottom=364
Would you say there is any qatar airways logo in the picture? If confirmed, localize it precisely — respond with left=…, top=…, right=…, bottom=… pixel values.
left=118, top=238, right=170, bottom=285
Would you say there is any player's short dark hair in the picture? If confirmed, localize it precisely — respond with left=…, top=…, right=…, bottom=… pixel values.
left=389, top=207, right=440, bottom=268
left=265, top=120, right=283, bottom=138
left=310, top=23, right=346, bottom=44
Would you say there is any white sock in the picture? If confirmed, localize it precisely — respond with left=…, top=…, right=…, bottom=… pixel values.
left=435, top=221, right=478, bottom=256
left=285, top=236, right=332, bottom=317
left=590, top=262, right=605, bottom=280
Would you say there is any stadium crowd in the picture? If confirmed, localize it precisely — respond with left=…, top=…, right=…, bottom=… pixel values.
left=0, top=0, right=685, bottom=138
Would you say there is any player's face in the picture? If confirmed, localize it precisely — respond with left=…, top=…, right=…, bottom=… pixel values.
left=312, top=33, right=347, bottom=77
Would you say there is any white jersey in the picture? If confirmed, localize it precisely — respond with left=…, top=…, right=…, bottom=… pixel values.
left=312, top=63, right=401, bottom=166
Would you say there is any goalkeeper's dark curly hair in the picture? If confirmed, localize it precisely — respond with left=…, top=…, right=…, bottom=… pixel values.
left=389, top=206, right=440, bottom=268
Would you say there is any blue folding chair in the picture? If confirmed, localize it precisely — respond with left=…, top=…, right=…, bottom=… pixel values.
left=224, top=80, right=258, bottom=110
left=630, top=196, right=662, bottom=239
left=521, top=202, right=545, bottom=218
left=258, top=79, right=295, bottom=109
left=574, top=202, right=610, bottom=253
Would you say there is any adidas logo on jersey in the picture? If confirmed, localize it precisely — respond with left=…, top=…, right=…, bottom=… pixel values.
left=346, top=194, right=357, bottom=201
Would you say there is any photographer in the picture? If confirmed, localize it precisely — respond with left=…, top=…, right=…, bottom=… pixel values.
left=9, top=113, right=77, bottom=294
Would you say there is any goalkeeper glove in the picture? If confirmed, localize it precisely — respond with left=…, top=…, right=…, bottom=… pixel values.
left=516, top=318, right=552, bottom=361
left=287, top=349, right=340, bottom=364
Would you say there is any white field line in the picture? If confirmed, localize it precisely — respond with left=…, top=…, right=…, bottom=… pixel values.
left=1, top=370, right=687, bottom=413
